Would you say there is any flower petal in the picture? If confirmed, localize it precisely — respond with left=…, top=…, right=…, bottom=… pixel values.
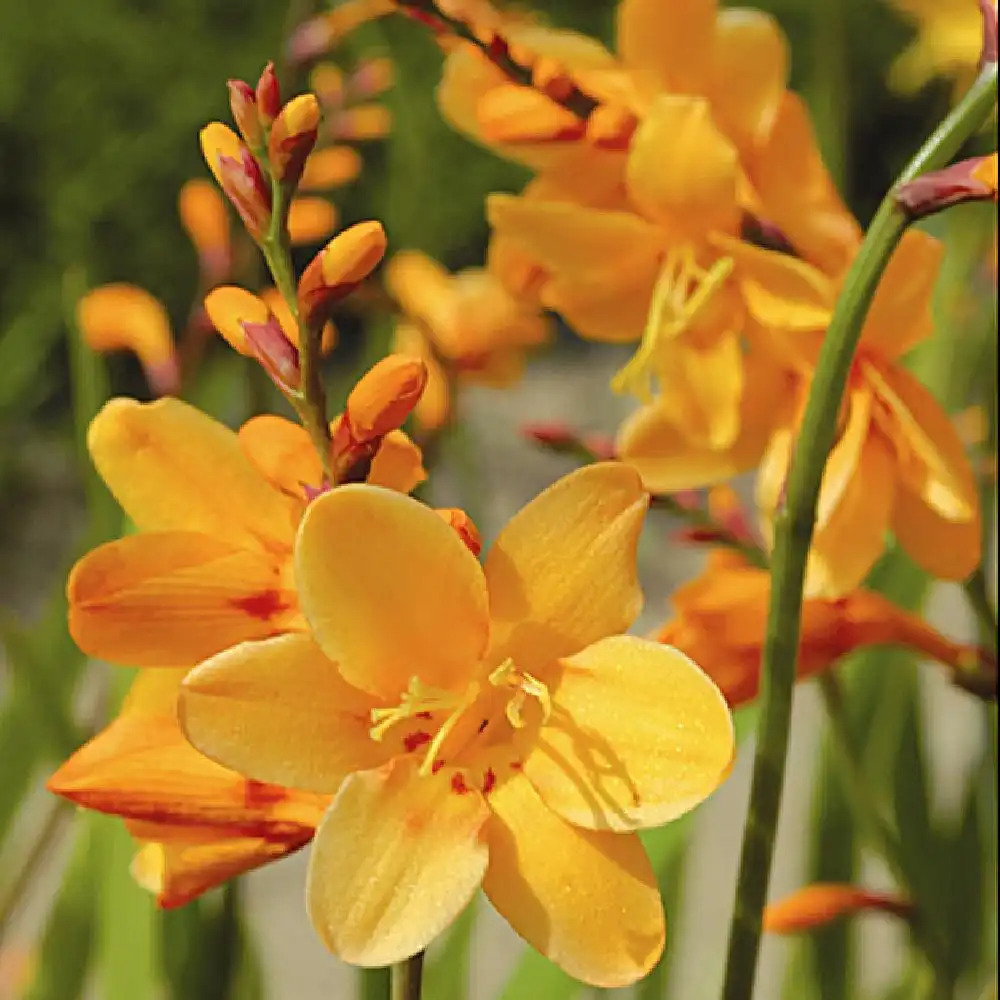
left=67, top=532, right=298, bottom=667
left=296, top=486, right=489, bottom=699
left=522, top=635, right=733, bottom=831
left=484, top=771, right=663, bottom=987
left=238, top=414, right=322, bottom=500
left=369, top=431, right=427, bottom=493
left=288, top=197, right=339, bottom=246
left=88, top=397, right=298, bottom=554
left=484, top=463, right=647, bottom=676
left=307, top=758, right=489, bottom=965
left=181, top=633, right=382, bottom=794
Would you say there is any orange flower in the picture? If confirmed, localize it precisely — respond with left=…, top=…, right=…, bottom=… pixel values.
left=385, top=250, right=550, bottom=431
left=178, top=179, right=231, bottom=283
left=180, top=464, right=734, bottom=984
left=68, top=393, right=425, bottom=669
left=656, top=549, right=987, bottom=706
left=76, top=284, right=180, bottom=396
left=48, top=669, right=326, bottom=908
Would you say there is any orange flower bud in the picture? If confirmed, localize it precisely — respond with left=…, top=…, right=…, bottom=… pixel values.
left=268, top=93, right=321, bottom=188
left=227, top=79, right=262, bottom=148
left=258, top=287, right=337, bottom=354
left=204, top=286, right=270, bottom=356
left=763, top=884, right=913, bottom=935
left=255, top=62, right=282, bottom=125
left=435, top=508, right=482, bottom=555
left=199, top=123, right=271, bottom=241
left=300, top=145, right=363, bottom=191
left=897, top=154, right=998, bottom=218
left=329, top=104, right=392, bottom=141
left=297, top=220, right=387, bottom=328
left=178, top=179, right=230, bottom=282
left=288, top=197, right=340, bottom=246
left=344, top=355, right=427, bottom=444
left=310, top=64, right=345, bottom=108
left=77, top=284, right=179, bottom=396
left=348, top=57, right=394, bottom=99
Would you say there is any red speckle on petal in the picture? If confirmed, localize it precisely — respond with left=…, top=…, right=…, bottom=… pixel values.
left=431, top=759, right=445, bottom=774
left=415, top=711, right=433, bottom=720
left=231, top=589, right=288, bottom=621
left=403, top=730, right=432, bottom=753
left=509, top=760, right=523, bottom=771
left=481, top=768, right=496, bottom=796
left=451, top=773, right=470, bottom=795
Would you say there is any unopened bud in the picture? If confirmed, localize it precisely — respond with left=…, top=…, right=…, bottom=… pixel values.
left=897, top=155, right=998, bottom=219
left=287, top=17, right=336, bottom=65
left=348, top=57, right=394, bottom=99
left=268, top=93, right=321, bottom=188
left=204, top=286, right=270, bottom=356
left=256, top=62, right=282, bottom=125
left=344, top=355, right=428, bottom=444
left=297, top=220, right=387, bottom=327
left=980, top=0, right=998, bottom=67
left=300, top=145, right=363, bottom=191
left=228, top=79, right=262, bottom=148
left=521, top=421, right=612, bottom=461
left=200, top=123, right=271, bottom=240
left=436, top=508, right=482, bottom=555
left=763, top=884, right=914, bottom=935
left=178, top=179, right=231, bottom=283
left=243, top=318, right=301, bottom=392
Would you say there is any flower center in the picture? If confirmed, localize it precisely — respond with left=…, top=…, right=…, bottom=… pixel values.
left=368, top=661, right=553, bottom=777
left=611, top=246, right=733, bottom=402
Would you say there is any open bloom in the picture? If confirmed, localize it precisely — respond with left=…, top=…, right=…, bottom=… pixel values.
left=49, top=669, right=326, bottom=907
left=68, top=394, right=424, bottom=668
left=656, top=550, right=990, bottom=706
left=180, top=463, right=734, bottom=985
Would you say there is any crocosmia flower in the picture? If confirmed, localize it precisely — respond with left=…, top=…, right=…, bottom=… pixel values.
left=180, top=463, right=734, bottom=986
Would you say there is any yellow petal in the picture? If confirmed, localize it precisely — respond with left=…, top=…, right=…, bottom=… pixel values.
left=369, top=430, right=427, bottom=493
left=523, top=635, right=733, bottom=831
left=296, top=486, right=490, bottom=699
left=88, top=397, right=298, bottom=553
left=626, top=95, right=739, bottom=234
left=288, top=197, right=339, bottom=246
left=306, top=758, right=489, bottom=965
left=300, top=145, right=363, bottom=191
left=178, top=178, right=230, bottom=272
left=238, top=414, right=322, bottom=500
left=67, top=532, right=297, bottom=667
left=709, top=9, right=788, bottom=147
left=203, top=286, right=270, bottom=356
left=181, top=633, right=382, bottom=794
left=616, top=0, right=716, bottom=97
left=484, top=772, right=664, bottom=987
left=484, top=463, right=647, bottom=677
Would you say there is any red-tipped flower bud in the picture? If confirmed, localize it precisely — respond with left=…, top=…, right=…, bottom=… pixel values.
left=255, top=62, right=282, bottom=125
left=897, top=155, right=998, bottom=219
left=227, top=79, right=262, bottom=148
left=242, top=318, right=301, bottom=392
left=344, top=355, right=428, bottom=444
left=268, top=93, right=321, bottom=188
left=200, top=123, right=272, bottom=241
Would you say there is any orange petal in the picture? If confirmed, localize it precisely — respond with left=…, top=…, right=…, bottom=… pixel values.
left=256, top=288, right=337, bottom=354
left=238, top=414, right=322, bottom=499
left=76, top=284, right=178, bottom=394
left=763, top=883, right=913, bottom=934
left=484, top=463, right=647, bottom=677
left=178, top=178, right=230, bottom=275
left=306, top=758, right=489, bottom=965
left=709, top=9, right=788, bottom=147
left=88, top=397, right=299, bottom=553
left=181, top=633, right=383, bottom=794
left=203, top=286, right=271, bottom=356
left=296, top=486, right=490, bottom=699
left=626, top=95, right=740, bottom=234
left=523, top=636, right=733, bottom=831
left=616, top=0, right=716, bottom=97
left=67, top=532, right=297, bottom=667
left=369, top=430, right=427, bottom=493
left=484, top=771, right=664, bottom=987
left=288, top=197, right=339, bottom=246
left=300, top=145, right=363, bottom=191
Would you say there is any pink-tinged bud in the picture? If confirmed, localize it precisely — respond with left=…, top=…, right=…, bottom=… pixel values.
left=200, top=123, right=272, bottom=241
left=227, top=79, right=262, bottom=147
left=980, top=0, right=998, bottom=67
left=242, top=318, right=301, bottom=392
left=256, top=62, right=282, bottom=125
left=348, top=57, right=394, bottom=99
left=344, top=355, right=428, bottom=444
left=286, top=16, right=336, bottom=65
left=297, top=220, right=387, bottom=327
left=521, top=421, right=611, bottom=461
left=896, top=155, right=998, bottom=219
left=435, top=508, right=482, bottom=555
left=268, top=93, right=321, bottom=188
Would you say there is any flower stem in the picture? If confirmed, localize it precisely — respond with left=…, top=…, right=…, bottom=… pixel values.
left=719, top=63, right=998, bottom=1000
left=390, top=952, right=425, bottom=1000
left=964, top=567, right=998, bottom=650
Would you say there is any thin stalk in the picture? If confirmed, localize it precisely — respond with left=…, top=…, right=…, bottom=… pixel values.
left=390, top=952, right=424, bottom=1000
left=965, top=568, right=998, bottom=649
left=719, top=63, right=998, bottom=1000
left=360, top=968, right=391, bottom=1000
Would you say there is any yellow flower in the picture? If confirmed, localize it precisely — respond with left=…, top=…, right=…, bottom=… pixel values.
left=68, top=394, right=425, bottom=668
left=386, top=250, right=550, bottom=431
left=48, top=669, right=326, bottom=908
left=179, top=463, right=734, bottom=985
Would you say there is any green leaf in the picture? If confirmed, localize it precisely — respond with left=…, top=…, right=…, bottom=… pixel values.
left=22, top=815, right=98, bottom=1000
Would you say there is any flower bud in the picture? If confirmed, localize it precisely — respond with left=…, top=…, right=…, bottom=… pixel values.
left=344, top=355, right=427, bottom=444
left=268, top=93, right=321, bottom=188
left=288, top=197, right=340, bottom=246
left=763, top=884, right=914, bottom=935
left=435, top=508, right=482, bottom=555
left=204, top=286, right=270, bottom=357
left=227, top=79, right=262, bottom=148
left=297, top=220, right=387, bottom=327
left=255, top=62, right=282, bottom=125
left=200, top=123, right=271, bottom=241
left=300, top=145, right=363, bottom=191
left=980, top=0, right=998, bottom=67
left=242, top=318, right=301, bottom=392
left=896, top=155, right=998, bottom=219
left=178, top=179, right=231, bottom=283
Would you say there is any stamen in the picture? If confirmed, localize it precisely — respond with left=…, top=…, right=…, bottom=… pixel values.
left=417, top=684, right=478, bottom=776
left=611, top=247, right=734, bottom=401
left=369, top=676, right=463, bottom=742
left=489, top=659, right=552, bottom=730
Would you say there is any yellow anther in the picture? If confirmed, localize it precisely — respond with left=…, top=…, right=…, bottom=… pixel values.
left=611, top=248, right=733, bottom=401
left=489, top=659, right=552, bottom=730
left=417, top=684, right=478, bottom=777
left=368, top=676, right=462, bottom=742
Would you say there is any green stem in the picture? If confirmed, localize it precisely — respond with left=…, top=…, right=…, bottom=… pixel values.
left=360, top=968, right=391, bottom=1000
left=719, top=63, right=998, bottom=1000
left=964, top=568, right=998, bottom=650
left=390, top=952, right=424, bottom=1000
left=817, top=673, right=951, bottom=989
